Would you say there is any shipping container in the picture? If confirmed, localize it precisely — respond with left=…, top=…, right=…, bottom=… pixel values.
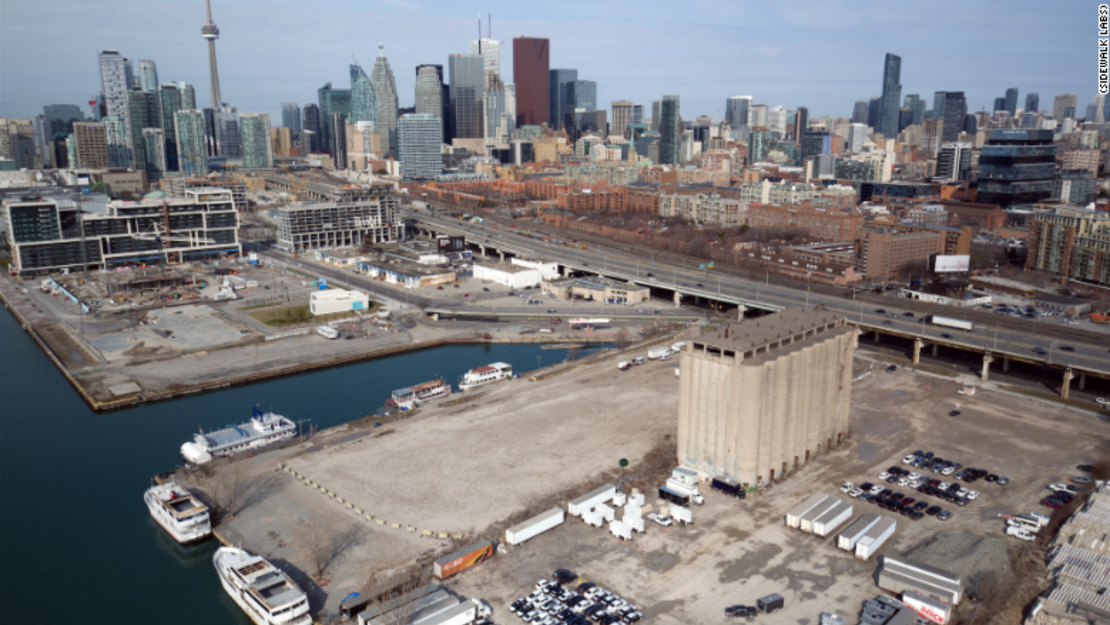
left=903, top=590, right=951, bottom=624
left=837, top=513, right=882, bottom=551
left=786, top=493, right=830, bottom=529
left=855, top=517, right=897, bottom=561
left=877, top=557, right=962, bottom=605
left=800, top=496, right=842, bottom=533
left=710, top=476, right=744, bottom=498
left=433, top=540, right=494, bottom=580
left=812, top=501, right=854, bottom=537
left=506, top=508, right=565, bottom=546
left=624, top=516, right=645, bottom=533
left=568, top=484, right=616, bottom=516
left=595, top=503, right=615, bottom=522
left=671, top=467, right=699, bottom=486
left=671, top=505, right=692, bottom=525
left=609, top=520, right=632, bottom=541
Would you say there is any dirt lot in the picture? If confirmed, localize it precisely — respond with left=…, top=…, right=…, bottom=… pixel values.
left=442, top=363, right=1108, bottom=624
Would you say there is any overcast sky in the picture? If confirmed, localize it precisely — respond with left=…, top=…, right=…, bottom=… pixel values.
left=0, top=0, right=1098, bottom=124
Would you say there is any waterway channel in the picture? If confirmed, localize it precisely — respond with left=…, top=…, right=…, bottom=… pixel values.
left=0, top=309, right=612, bottom=624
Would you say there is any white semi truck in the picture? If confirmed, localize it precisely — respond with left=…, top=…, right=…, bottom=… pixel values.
left=929, top=316, right=974, bottom=331
left=664, top=478, right=705, bottom=505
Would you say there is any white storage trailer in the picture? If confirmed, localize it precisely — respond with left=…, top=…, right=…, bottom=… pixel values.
left=665, top=478, right=704, bottom=504
left=581, top=510, right=603, bottom=528
left=812, top=501, right=854, bottom=537
left=903, top=590, right=951, bottom=625
left=365, top=591, right=454, bottom=625
left=648, top=347, right=671, bottom=360
left=785, top=493, right=830, bottom=529
left=609, top=519, right=632, bottom=541
left=671, top=467, right=699, bottom=486
left=837, top=513, right=882, bottom=551
left=800, top=496, right=842, bottom=533
left=855, top=517, right=896, bottom=560
left=595, top=503, right=615, bottom=522
left=505, top=508, right=565, bottom=545
left=624, top=515, right=645, bottom=533
left=878, top=556, right=963, bottom=605
left=612, top=492, right=627, bottom=507
left=568, top=484, right=616, bottom=516
left=930, top=316, right=973, bottom=331
left=670, top=505, right=693, bottom=525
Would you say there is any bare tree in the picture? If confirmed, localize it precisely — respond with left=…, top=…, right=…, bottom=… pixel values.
left=201, top=454, right=248, bottom=518
left=615, top=327, right=631, bottom=349
left=293, top=517, right=339, bottom=580
left=361, top=564, right=428, bottom=625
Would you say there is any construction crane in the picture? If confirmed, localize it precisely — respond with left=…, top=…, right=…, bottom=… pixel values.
left=133, top=201, right=215, bottom=267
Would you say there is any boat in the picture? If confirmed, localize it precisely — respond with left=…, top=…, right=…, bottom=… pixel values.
left=458, top=362, right=513, bottom=391
left=385, top=378, right=452, bottom=410
left=213, top=546, right=311, bottom=625
left=181, top=407, right=297, bottom=465
left=144, top=481, right=211, bottom=543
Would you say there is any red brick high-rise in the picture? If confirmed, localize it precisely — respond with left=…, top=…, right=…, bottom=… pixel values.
left=513, top=37, right=550, bottom=127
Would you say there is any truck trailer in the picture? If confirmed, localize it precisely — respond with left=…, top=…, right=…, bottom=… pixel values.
left=786, top=493, right=830, bottom=529
left=355, top=584, right=440, bottom=624
left=710, top=476, right=745, bottom=498
left=594, top=503, right=615, bottom=522
left=433, top=540, right=494, bottom=580
left=837, top=513, right=881, bottom=551
left=929, top=316, right=973, bottom=332
left=506, top=508, right=565, bottom=545
left=904, top=590, right=952, bottom=624
left=670, top=505, right=693, bottom=525
left=581, top=510, right=603, bottom=528
left=568, top=484, right=616, bottom=516
left=648, top=347, right=671, bottom=360
left=609, top=520, right=632, bottom=541
left=664, top=478, right=704, bottom=505
left=800, top=496, right=843, bottom=533
left=855, top=517, right=897, bottom=560
left=624, top=515, right=645, bottom=533
left=877, top=557, right=963, bottom=605
left=659, top=486, right=691, bottom=507
left=812, top=501, right=854, bottom=537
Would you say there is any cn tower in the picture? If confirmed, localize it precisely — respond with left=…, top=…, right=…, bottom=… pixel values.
left=201, top=0, right=222, bottom=107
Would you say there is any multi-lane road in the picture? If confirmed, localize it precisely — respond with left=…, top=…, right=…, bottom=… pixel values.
left=405, top=209, right=1110, bottom=379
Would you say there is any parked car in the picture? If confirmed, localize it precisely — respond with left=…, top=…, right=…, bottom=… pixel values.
left=725, top=606, right=756, bottom=618
left=1041, top=498, right=1065, bottom=509
left=938, top=510, right=953, bottom=521
left=926, top=506, right=942, bottom=516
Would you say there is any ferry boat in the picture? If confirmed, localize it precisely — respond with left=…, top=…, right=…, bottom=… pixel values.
left=458, top=362, right=513, bottom=391
left=180, top=407, right=297, bottom=465
left=144, top=481, right=211, bottom=543
left=213, top=547, right=311, bottom=625
left=385, top=378, right=452, bottom=410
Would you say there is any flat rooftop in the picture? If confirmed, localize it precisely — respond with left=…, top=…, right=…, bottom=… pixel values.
left=692, top=308, right=849, bottom=356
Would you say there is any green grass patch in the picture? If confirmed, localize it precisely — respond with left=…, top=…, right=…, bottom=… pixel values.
left=0, top=257, right=11, bottom=269
left=238, top=301, right=287, bottom=311
left=248, top=304, right=314, bottom=326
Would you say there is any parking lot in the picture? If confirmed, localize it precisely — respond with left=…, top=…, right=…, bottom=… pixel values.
left=446, top=361, right=1108, bottom=624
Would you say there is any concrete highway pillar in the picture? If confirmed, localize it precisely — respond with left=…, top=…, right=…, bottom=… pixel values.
left=913, top=339, right=922, bottom=365
left=498, top=251, right=505, bottom=261
left=479, top=245, right=487, bottom=257
left=1002, top=357, right=1010, bottom=372
left=981, top=353, right=993, bottom=380
left=932, top=343, right=938, bottom=357
left=737, top=303, right=746, bottom=320
left=874, top=331, right=880, bottom=343
left=1062, top=369, right=1074, bottom=399
left=1079, top=374, right=1087, bottom=391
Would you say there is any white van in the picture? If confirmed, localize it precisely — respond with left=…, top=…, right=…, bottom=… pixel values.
left=317, top=326, right=340, bottom=339
left=631, top=357, right=647, bottom=365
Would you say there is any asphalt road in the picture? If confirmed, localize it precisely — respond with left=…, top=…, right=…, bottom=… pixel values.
left=405, top=210, right=1110, bottom=376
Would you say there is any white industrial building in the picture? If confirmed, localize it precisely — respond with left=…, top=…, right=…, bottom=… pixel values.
left=473, top=261, right=543, bottom=289
left=510, top=257, right=559, bottom=279
left=310, top=288, right=370, bottom=316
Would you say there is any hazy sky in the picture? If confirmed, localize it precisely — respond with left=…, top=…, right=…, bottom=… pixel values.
left=0, top=0, right=1097, bottom=124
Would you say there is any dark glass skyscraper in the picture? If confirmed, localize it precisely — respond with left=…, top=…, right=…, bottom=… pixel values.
left=904, top=94, right=925, bottom=127
left=658, top=95, right=680, bottom=165
left=935, top=91, right=966, bottom=143
left=549, top=69, right=577, bottom=131
left=793, top=106, right=809, bottom=146
left=1025, top=93, right=1039, bottom=113
left=157, top=83, right=183, bottom=170
left=993, top=97, right=1006, bottom=112
left=126, top=88, right=159, bottom=171
left=878, top=53, right=902, bottom=138
left=867, top=98, right=880, bottom=129
left=449, top=53, right=484, bottom=139
left=852, top=101, right=869, bottom=124
left=1004, top=88, right=1018, bottom=116
left=302, top=103, right=320, bottom=153
left=976, top=129, right=1056, bottom=207
left=513, top=37, right=549, bottom=127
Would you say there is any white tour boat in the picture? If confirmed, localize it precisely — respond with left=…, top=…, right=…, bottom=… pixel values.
left=144, top=481, right=211, bottom=543
left=213, top=546, right=312, bottom=625
left=181, top=407, right=297, bottom=465
left=458, top=362, right=513, bottom=391
left=385, top=378, right=452, bottom=410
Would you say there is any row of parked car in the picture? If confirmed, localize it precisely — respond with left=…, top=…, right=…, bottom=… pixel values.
left=1040, top=467, right=1099, bottom=510
left=840, top=481, right=952, bottom=521
left=901, top=450, right=1010, bottom=485
left=510, top=573, right=642, bottom=625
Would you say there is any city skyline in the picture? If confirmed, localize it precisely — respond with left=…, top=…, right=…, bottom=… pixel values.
left=0, top=0, right=1095, bottom=126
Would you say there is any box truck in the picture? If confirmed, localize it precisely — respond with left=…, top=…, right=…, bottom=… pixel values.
left=903, top=590, right=951, bottom=625
left=433, top=540, right=494, bottom=580
left=786, top=493, right=830, bottom=529
left=710, top=476, right=745, bottom=498
left=837, top=513, right=881, bottom=552
left=506, top=508, right=565, bottom=545
left=648, top=347, right=671, bottom=360
left=929, top=316, right=973, bottom=332
left=855, top=517, right=897, bottom=560
left=664, top=478, right=704, bottom=505
left=659, top=486, right=692, bottom=507
left=568, top=484, right=616, bottom=516
left=800, top=497, right=843, bottom=533
left=812, top=501, right=854, bottom=537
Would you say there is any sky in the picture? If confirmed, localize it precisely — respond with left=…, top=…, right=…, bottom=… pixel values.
left=0, top=0, right=1099, bottom=125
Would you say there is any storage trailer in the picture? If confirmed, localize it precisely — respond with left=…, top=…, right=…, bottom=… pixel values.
left=812, top=501, right=854, bottom=537
left=877, top=557, right=963, bottom=605
left=648, top=347, right=671, bottom=360
left=433, top=540, right=494, bottom=580
left=800, top=496, right=843, bottom=533
left=505, top=508, right=565, bottom=545
left=659, top=486, right=691, bottom=507
left=670, top=505, right=692, bottom=525
left=903, top=590, right=951, bottom=624
left=837, top=513, right=881, bottom=551
left=786, top=493, right=830, bottom=529
left=664, top=478, right=704, bottom=505
left=929, top=316, right=973, bottom=331
left=568, top=484, right=616, bottom=516
left=609, top=520, right=632, bottom=541
left=855, top=517, right=897, bottom=560
left=671, top=467, right=699, bottom=486
left=355, top=584, right=440, bottom=624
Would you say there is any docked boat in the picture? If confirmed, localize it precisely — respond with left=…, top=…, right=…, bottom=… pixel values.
left=213, top=547, right=311, bottom=625
left=458, top=362, right=513, bottom=391
left=385, top=378, right=452, bottom=410
left=181, top=407, right=297, bottom=465
left=144, top=481, right=211, bottom=543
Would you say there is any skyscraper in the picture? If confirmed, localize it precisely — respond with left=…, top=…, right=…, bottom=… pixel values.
left=370, top=45, right=399, bottom=155
left=201, top=0, right=223, bottom=107
left=98, top=50, right=134, bottom=120
left=1025, top=93, right=1039, bottom=113
left=1095, top=95, right=1108, bottom=124
left=867, top=97, right=880, bottom=129
left=126, top=89, right=159, bottom=171
left=878, top=53, right=902, bottom=138
left=142, top=128, right=167, bottom=173
left=748, top=127, right=770, bottom=165
left=484, top=71, right=513, bottom=146
left=33, top=114, right=50, bottom=168
left=179, top=82, right=197, bottom=110
left=935, top=142, right=972, bottom=183
left=212, top=107, right=241, bottom=158
left=157, top=83, right=183, bottom=170
left=103, top=116, right=130, bottom=167
left=398, top=113, right=442, bottom=180
left=793, top=106, right=809, bottom=146
left=852, top=101, right=869, bottom=124
left=449, top=53, right=484, bottom=140
left=1004, top=88, right=1018, bottom=116
left=317, top=83, right=352, bottom=153
left=612, top=101, right=633, bottom=137
left=281, top=103, right=301, bottom=139
left=512, top=37, right=549, bottom=127
left=935, top=91, right=966, bottom=142
left=993, top=97, right=1006, bottom=113
left=414, top=66, right=444, bottom=142
left=239, top=113, right=273, bottom=168
left=174, top=109, right=208, bottom=176
left=331, top=112, right=347, bottom=170
left=138, top=60, right=159, bottom=92
left=549, top=69, right=577, bottom=131
left=43, top=105, right=85, bottom=137
left=1053, top=94, right=1078, bottom=121
left=750, top=104, right=768, bottom=129
left=469, top=38, right=501, bottom=78
left=847, top=123, right=868, bottom=153
left=726, top=96, right=752, bottom=131
left=351, top=63, right=378, bottom=125
left=302, top=103, right=321, bottom=153
left=573, top=80, right=597, bottom=116
left=904, top=94, right=925, bottom=127
left=977, top=129, right=1056, bottom=207
left=658, top=95, right=680, bottom=165
left=72, top=122, right=109, bottom=169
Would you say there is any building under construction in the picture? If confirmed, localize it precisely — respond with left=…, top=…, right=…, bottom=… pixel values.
left=276, top=185, right=402, bottom=253
left=3, top=188, right=241, bottom=275
left=163, top=175, right=248, bottom=211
